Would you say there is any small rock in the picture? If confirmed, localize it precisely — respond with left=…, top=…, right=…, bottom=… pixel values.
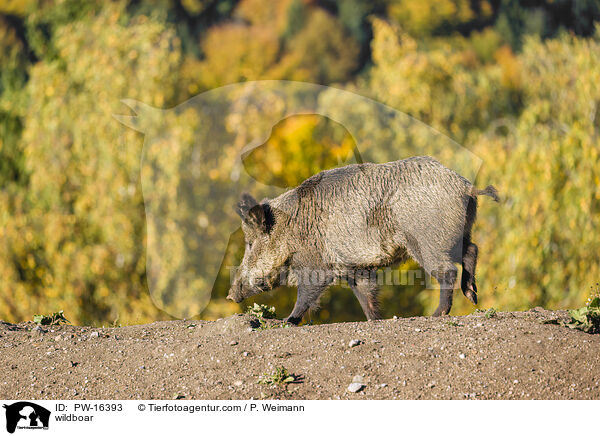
left=33, top=326, right=46, bottom=334
left=90, top=332, right=99, bottom=338
left=54, top=335, right=62, bottom=342
left=393, top=316, right=398, bottom=320
left=415, top=328, right=422, bottom=332
left=379, top=383, right=387, bottom=388
left=348, top=339, right=361, bottom=348
left=242, top=351, right=250, bottom=357
left=348, top=382, right=365, bottom=393
left=428, top=381, right=436, bottom=388
left=229, top=340, right=238, bottom=346
left=233, top=380, right=243, bottom=387
left=352, top=375, right=365, bottom=384
left=459, top=353, right=466, bottom=359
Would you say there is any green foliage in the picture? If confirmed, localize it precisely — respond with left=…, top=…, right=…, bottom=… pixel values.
left=447, top=320, right=463, bottom=327
left=566, top=294, right=600, bottom=334
left=485, top=308, right=497, bottom=319
left=245, top=303, right=291, bottom=330
left=33, top=310, right=69, bottom=326
left=245, top=303, right=277, bottom=320
left=257, top=366, right=297, bottom=386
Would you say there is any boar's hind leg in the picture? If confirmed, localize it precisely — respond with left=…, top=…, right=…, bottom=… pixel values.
left=284, top=284, right=328, bottom=325
left=349, top=274, right=381, bottom=321
left=432, top=263, right=458, bottom=317
left=461, top=241, right=478, bottom=305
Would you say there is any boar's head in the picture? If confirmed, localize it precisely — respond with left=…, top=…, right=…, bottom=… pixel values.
left=227, top=193, right=290, bottom=303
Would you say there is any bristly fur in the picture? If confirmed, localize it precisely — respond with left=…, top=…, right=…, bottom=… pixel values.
left=472, top=185, right=499, bottom=202
left=229, top=156, right=499, bottom=323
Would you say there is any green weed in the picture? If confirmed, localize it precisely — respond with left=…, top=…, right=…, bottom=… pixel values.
left=33, top=310, right=70, bottom=326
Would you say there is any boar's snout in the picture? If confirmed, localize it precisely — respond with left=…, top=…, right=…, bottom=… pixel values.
left=226, top=293, right=243, bottom=303
left=227, top=281, right=244, bottom=303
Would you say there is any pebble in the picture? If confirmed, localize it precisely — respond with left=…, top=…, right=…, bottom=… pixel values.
left=242, top=351, right=249, bottom=357
left=415, top=328, right=422, bottom=332
left=233, top=380, right=243, bottom=387
left=352, top=375, right=365, bottom=384
left=90, top=332, right=99, bottom=338
left=348, top=383, right=365, bottom=393
left=459, top=353, right=466, bottom=359
left=33, top=326, right=46, bottom=334
left=393, top=316, right=398, bottom=320
left=348, top=339, right=361, bottom=348
left=54, top=335, right=62, bottom=342
left=229, top=341, right=238, bottom=346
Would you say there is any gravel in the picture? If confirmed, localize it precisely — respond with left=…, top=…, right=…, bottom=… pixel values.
left=1, top=309, right=599, bottom=400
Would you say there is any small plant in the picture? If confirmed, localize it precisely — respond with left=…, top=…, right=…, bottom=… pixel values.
left=485, top=308, right=497, bottom=319
left=256, top=320, right=290, bottom=330
left=246, top=303, right=277, bottom=319
left=566, top=291, right=600, bottom=334
left=446, top=320, right=462, bottom=327
left=33, top=310, right=70, bottom=326
left=474, top=308, right=497, bottom=318
left=257, top=366, right=297, bottom=386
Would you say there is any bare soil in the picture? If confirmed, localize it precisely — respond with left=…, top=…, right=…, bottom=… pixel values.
left=1, top=308, right=599, bottom=400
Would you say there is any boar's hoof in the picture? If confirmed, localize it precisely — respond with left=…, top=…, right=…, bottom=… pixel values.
left=283, top=316, right=301, bottom=326
left=432, top=307, right=451, bottom=317
left=464, top=288, right=478, bottom=305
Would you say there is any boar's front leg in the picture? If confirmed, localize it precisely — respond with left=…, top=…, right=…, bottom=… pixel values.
left=349, top=272, right=381, bottom=320
left=284, top=283, right=328, bottom=325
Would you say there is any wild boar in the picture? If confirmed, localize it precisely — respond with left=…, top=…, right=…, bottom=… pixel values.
left=227, top=156, right=499, bottom=324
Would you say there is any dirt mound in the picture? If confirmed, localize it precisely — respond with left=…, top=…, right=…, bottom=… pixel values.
left=1, top=308, right=598, bottom=399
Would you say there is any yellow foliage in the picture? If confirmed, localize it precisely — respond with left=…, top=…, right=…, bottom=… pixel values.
left=387, top=0, right=482, bottom=36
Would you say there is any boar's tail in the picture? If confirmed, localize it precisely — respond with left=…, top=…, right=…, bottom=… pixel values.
left=471, top=185, right=499, bottom=202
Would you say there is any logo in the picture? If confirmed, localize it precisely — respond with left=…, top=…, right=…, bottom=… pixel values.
left=2, top=402, right=50, bottom=433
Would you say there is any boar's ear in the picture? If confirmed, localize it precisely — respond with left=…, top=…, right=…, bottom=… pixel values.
left=236, top=193, right=258, bottom=219
left=236, top=193, right=273, bottom=233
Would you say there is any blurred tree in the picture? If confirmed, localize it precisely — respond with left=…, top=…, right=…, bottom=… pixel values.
left=387, top=0, right=493, bottom=37
left=275, top=8, right=360, bottom=83
left=368, top=18, right=521, bottom=141
left=0, top=15, right=29, bottom=188
left=470, top=32, right=600, bottom=312
left=1, top=0, right=599, bottom=326
left=0, top=2, right=182, bottom=325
